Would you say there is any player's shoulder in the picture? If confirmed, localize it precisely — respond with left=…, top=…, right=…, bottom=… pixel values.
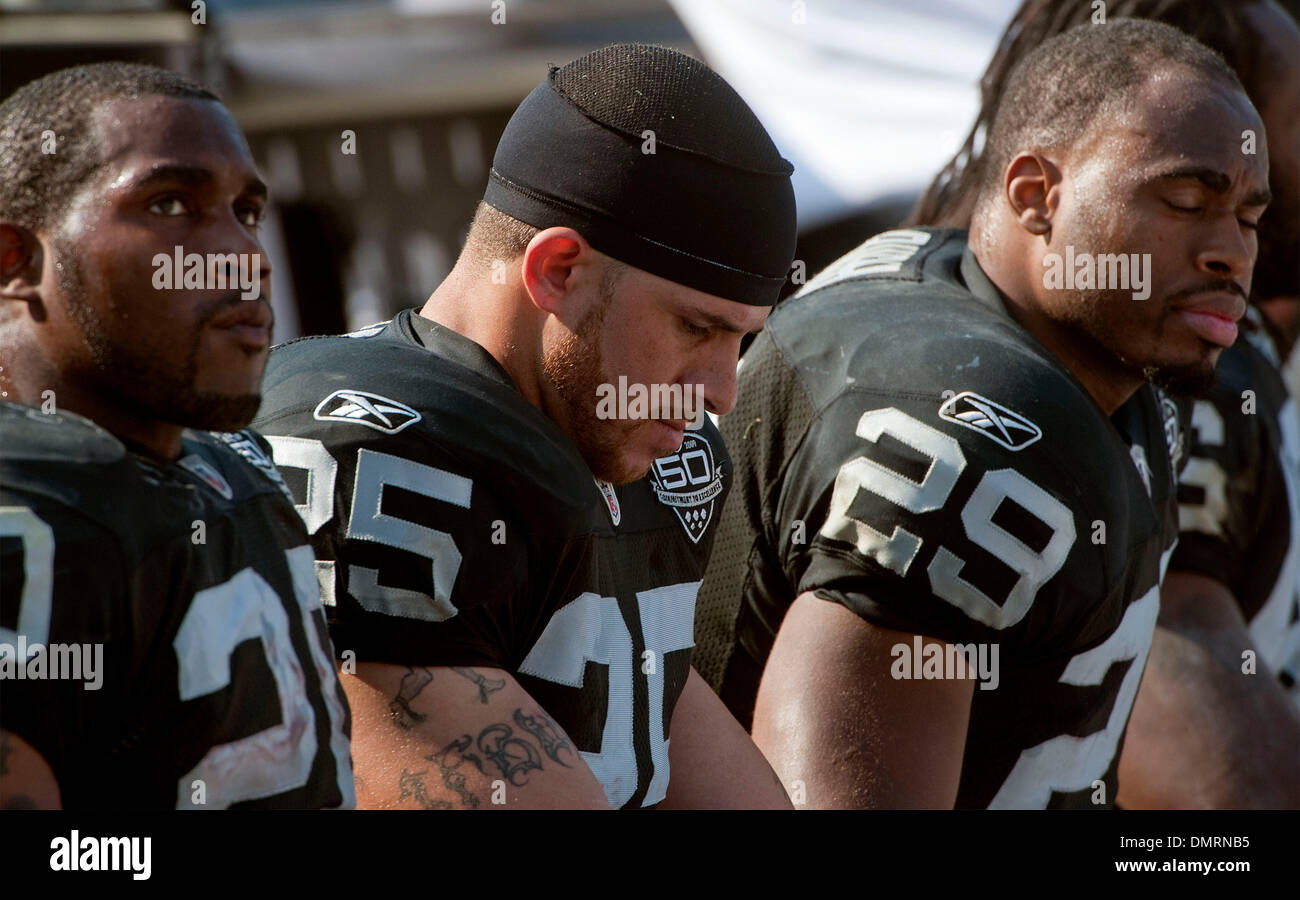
left=0, top=401, right=126, bottom=466
left=0, top=404, right=292, bottom=556
left=255, top=313, right=601, bottom=518
left=0, top=403, right=133, bottom=567
left=766, top=228, right=1089, bottom=418
left=0, top=401, right=130, bottom=519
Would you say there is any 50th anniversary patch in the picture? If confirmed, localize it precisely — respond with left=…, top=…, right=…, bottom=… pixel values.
left=649, top=432, right=724, bottom=544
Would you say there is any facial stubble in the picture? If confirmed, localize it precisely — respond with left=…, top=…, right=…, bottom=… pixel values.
left=57, top=240, right=263, bottom=433
left=540, top=269, right=648, bottom=484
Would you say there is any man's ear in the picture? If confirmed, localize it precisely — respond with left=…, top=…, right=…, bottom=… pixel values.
left=520, top=227, right=591, bottom=318
left=0, top=223, right=44, bottom=304
left=1003, top=152, right=1062, bottom=238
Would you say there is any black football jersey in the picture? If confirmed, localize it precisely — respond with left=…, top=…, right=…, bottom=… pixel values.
left=252, top=309, right=730, bottom=809
left=695, top=228, right=1182, bottom=809
left=0, top=402, right=353, bottom=809
left=1173, top=310, right=1300, bottom=692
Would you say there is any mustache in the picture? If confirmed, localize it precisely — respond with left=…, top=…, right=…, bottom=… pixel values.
left=1166, top=278, right=1247, bottom=305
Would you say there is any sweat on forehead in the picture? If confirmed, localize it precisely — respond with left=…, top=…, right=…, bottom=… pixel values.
left=88, top=95, right=251, bottom=174
left=1076, top=66, right=1263, bottom=163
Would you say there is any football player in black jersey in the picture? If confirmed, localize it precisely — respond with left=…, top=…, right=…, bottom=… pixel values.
left=693, top=20, right=1270, bottom=808
left=0, top=64, right=353, bottom=808
left=254, top=45, right=795, bottom=809
left=909, top=0, right=1300, bottom=809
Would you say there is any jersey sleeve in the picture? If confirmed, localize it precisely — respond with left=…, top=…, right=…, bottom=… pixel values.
left=776, top=390, right=1092, bottom=648
left=1171, top=391, right=1267, bottom=590
left=256, top=416, right=533, bottom=670
left=0, top=491, right=130, bottom=792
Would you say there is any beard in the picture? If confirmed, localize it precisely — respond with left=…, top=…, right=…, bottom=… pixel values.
left=57, top=241, right=262, bottom=433
left=540, top=269, right=647, bottom=484
left=1054, top=193, right=1224, bottom=401
left=1061, top=284, right=1221, bottom=400
left=1141, top=359, right=1218, bottom=398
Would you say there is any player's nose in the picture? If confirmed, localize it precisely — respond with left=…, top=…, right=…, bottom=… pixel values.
left=1194, top=215, right=1254, bottom=284
left=212, top=211, right=273, bottom=286
left=697, top=344, right=740, bottom=417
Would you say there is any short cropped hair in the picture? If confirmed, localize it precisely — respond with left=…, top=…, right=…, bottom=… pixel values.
left=0, top=62, right=218, bottom=232
left=463, top=201, right=539, bottom=266
left=973, top=19, right=1245, bottom=213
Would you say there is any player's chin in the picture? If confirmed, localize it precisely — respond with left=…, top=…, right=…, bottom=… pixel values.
left=1142, top=352, right=1219, bottom=398
left=175, top=391, right=264, bottom=432
left=196, top=339, right=269, bottom=392
left=602, top=447, right=656, bottom=486
left=599, top=437, right=668, bottom=486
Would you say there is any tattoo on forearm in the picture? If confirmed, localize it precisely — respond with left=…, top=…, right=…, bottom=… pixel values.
left=401, top=708, right=576, bottom=807
left=426, top=739, right=481, bottom=809
left=398, top=768, right=453, bottom=810
left=513, top=709, right=575, bottom=768
left=389, top=666, right=434, bottom=729
left=451, top=667, right=506, bottom=704
left=473, top=723, right=544, bottom=787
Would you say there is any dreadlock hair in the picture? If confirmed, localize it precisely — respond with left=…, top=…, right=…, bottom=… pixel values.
left=0, top=62, right=218, bottom=233
left=906, top=0, right=1266, bottom=228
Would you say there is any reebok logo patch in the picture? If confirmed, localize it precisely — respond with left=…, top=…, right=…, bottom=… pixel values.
left=939, top=391, right=1042, bottom=451
left=313, top=390, right=421, bottom=434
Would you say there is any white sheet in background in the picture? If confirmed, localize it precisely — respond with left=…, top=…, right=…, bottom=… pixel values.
left=666, top=0, right=1020, bottom=228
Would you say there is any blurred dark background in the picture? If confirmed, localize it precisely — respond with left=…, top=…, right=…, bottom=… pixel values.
left=0, top=0, right=1146, bottom=342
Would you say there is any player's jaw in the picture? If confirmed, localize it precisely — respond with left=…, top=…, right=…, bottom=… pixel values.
left=60, top=258, right=268, bottom=433
left=194, top=292, right=274, bottom=393
left=611, top=417, right=688, bottom=482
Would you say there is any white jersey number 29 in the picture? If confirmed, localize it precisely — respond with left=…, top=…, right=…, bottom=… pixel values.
left=820, top=407, right=1076, bottom=629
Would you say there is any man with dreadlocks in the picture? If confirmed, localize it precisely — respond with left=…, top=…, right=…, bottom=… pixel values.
left=694, top=19, right=1268, bottom=808
left=908, top=0, right=1300, bottom=809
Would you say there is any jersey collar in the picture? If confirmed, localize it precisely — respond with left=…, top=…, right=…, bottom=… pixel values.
left=958, top=244, right=1015, bottom=319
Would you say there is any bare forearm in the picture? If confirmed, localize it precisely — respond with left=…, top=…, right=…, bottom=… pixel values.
left=1119, top=573, right=1300, bottom=809
left=344, top=663, right=610, bottom=810
left=752, top=595, right=971, bottom=809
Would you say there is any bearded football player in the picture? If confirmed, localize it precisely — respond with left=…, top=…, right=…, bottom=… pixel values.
left=253, top=44, right=795, bottom=809
left=0, top=64, right=353, bottom=809
left=910, top=0, right=1300, bottom=809
left=693, top=19, right=1271, bottom=808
